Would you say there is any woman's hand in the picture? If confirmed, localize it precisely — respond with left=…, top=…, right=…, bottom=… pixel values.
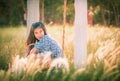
left=44, top=60, right=52, bottom=68
left=30, top=48, right=39, bottom=54
left=42, top=53, right=52, bottom=69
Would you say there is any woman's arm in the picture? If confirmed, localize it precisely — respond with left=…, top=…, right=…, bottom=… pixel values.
left=30, top=48, right=39, bottom=54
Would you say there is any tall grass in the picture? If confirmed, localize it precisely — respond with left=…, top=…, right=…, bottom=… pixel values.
left=0, top=26, right=26, bottom=70
left=0, top=25, right=120, bottom=81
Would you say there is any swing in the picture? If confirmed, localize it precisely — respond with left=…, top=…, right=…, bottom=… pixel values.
left=62, top=0, right=67, bottom=57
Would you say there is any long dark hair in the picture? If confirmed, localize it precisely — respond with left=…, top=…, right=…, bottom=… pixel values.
left=26, top=22, right=47, bottom=55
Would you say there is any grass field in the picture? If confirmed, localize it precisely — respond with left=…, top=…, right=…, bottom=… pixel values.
left=0, top=25, right=120, bottom=81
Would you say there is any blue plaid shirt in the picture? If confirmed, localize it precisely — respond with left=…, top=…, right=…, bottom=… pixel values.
left=34, top=35, right=62, bottom=58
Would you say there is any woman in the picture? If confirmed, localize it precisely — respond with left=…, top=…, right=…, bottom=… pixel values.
left=26, top=21, right=62, bottom=59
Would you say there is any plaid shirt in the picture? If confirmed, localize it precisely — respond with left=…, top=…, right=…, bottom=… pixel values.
left=34, top=35, right=62, bottom=58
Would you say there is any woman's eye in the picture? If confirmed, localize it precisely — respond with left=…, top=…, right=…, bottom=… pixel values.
left=39, top=30, right=42, bottom=33
left=35, top=32, right=38, bottom=34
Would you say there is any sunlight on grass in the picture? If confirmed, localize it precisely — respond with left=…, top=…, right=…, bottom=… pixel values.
left=0, top=25, right=120, bottom=81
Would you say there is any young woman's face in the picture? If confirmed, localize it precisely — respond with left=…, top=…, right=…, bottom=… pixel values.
left=34, top=27, right=44, bottom=40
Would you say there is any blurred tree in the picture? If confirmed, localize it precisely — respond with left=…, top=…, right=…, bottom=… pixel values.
left=44, top=0, right=63, bottom=24
left=107, top=0, right=120, bottom=26
left=0, top=0, right=120, bottom=27
left=88, top=0, right=120, bottom=26
left=0, top=0, right=10, bottom=26
left=0, top=0, right=25, bottom=26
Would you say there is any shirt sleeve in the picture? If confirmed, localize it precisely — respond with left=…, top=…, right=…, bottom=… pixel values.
left=34, top=35, right=51, bottom=53
left=50, top=44, right=62, bottom=58
left=50, top=39, right=62, bottom=58
left=34, top=35, right=62, bottom=58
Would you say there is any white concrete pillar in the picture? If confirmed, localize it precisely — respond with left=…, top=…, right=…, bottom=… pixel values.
left=74, top=0, right=87, bottom=69
left=27, top=0, right=40, bottom=37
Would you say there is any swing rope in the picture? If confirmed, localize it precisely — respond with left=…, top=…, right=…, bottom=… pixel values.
left=62, top=0, right=67, bottom=57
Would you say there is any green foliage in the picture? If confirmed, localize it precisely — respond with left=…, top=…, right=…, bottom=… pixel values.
left=44, top=0, right=74, bottom=24
left=88, top=0, right=120, bottom=26
left=0, top=0, right=25, bottom=26
left=1, top=0, right=120, bottom=26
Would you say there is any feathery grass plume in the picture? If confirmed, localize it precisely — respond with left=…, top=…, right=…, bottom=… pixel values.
left=107, top=46, right=120, bottom=63
left=25, top=54, right=41, bottom=75
left=87, top=53, right=94, bottom=66
left=102, top=45, right=120, bottom=73
left=47, top=57, right=69, bottom=75
left=72, top=68, right=85, bottom=77
left=11, top=51, right=70, bottom=77
left=103, top=59, right=112, bottom=70
left=11, top=55, right=27, bottom=74
left=87, top=53, right=100, bottom=69
left=11, top=52, right=51, bottom=75
left=95, top=39, right=116, bottom=59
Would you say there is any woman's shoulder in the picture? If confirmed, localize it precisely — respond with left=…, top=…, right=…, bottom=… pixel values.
left=38, top=35, right=53, bottom=43
left=35, top=35, right=51, bottom=45
left=43, top=34, right=53, bottom=40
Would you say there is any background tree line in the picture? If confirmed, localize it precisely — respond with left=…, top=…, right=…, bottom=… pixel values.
left=0, top=0, right=120, bottom=27
left=89, top=0, right=120, bottom=26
